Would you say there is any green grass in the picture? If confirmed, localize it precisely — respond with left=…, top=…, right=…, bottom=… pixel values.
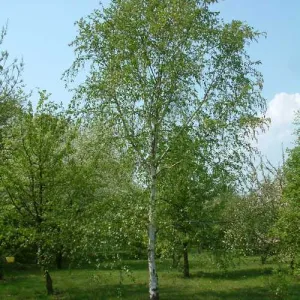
left=1, top=255, right=300, bottom=299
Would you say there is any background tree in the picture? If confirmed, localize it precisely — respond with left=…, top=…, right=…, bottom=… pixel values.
left=65, top=1, right=267, bottom=298
left=274, top=117, right=300, bottom=271
left=157, top=126, right=234, bottom=278
left=223, top=160, right=283, bottom=264
left=0, top=23, right=24, bottom=280
left=0, top=91, right=76, bottom=293
left=0, top=24, right=24, bottom=139
left=59, top=118, right=148, bottom=266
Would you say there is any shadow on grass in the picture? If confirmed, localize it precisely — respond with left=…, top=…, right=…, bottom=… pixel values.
left=59, top=282, right=300, bottom=300
left=3, top=269, right=300, bottom=300
left=0, top=270, right=43, bottom=285
left=160, top=286, right=269, bottom=300
left=187, top=284, right=300, bottom=300
left=60, top=283, right=149, bottom=300
left=192, top=267, right=273, bottom=280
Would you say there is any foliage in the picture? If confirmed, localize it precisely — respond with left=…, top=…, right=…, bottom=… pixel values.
left=274, top=123, right=300, bottom=265
left=0, top=25, right=26, bottom=280
left=223, top=161, right=283, bottom=263
left=0, top=91, right=76, bottom=267
left=0, top=24, right=24, bottom=142
left=157, top=127, right=234, bottom=276
left=60, top=119, right=148, bottom=265
left=265, top=267, right=292, bottom=300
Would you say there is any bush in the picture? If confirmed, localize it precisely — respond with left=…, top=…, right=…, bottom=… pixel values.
left=265, top=267, right=291, bottom=299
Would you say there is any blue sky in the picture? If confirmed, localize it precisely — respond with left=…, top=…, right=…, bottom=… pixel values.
left=1, top=0, right=300, bottom=164
left=216, top=0, right=300, bottom=100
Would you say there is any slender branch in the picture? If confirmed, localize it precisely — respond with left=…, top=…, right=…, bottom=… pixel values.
left=111, top=94, right=149, bottom=169
left=158, top=160, right=183, bottom=174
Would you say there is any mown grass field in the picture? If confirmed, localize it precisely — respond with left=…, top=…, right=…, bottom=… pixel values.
left=1, top=254, right=300, bottom=299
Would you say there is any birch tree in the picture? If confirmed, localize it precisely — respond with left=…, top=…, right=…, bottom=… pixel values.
left=65, top=1, right=267, bottom=298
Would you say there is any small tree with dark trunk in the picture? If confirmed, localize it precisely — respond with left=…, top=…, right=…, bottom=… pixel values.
left=0, top=92, right=76, bottom=294
left=157, top=127, right=236, bottom=278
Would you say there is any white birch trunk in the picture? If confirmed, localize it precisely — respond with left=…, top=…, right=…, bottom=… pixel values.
left=148, top=163, right=159, bottom=300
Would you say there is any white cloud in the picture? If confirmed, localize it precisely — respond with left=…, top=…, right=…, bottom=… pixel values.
left=266, top=93, right=300, bottom=126
left=257, top=93, right=300, bottom=164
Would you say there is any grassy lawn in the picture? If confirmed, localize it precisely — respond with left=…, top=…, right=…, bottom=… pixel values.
left=1, top=255, right=300, bottom=299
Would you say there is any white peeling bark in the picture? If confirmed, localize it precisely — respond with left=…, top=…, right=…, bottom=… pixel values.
left=148, top=163, right=159, bottom=300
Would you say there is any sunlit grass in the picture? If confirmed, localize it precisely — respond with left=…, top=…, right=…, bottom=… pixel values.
left=1, top=255, right=300, bottom=299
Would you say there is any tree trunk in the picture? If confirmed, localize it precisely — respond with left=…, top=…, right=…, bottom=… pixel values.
left=56, top=250, right=63, bottom=269
left=37, top=245, right=55, bottom=296
left=290, top=256, right=295, bottom=274
left=183, top=242, right=190, bottom=278
left=148, top=164, right=159, bottom=300
left=261, top=254, right=267, bottom=265
left=172, top=251, right=181, bottom=269
left=45, top=270, right=54, bottom=295
left=0, top=259, right=4, bottom=280
left=197, top=243, right=202, bottom=254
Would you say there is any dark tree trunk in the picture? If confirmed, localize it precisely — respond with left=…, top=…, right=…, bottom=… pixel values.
left=197, top=243, right=202, bottom=254
left=56, top=250, right=63, bottom=269
left=183, top=242, right=190, bottom=278
left=172, top=251, right=181, bottom=269
left=45, top=270, right=54, bottom=295
left=261, top=254, right=267, bottom=265
left=290, top=257, right=295, bottom=274
left=261, top=243, right=271, bottom=265
left=0, top=257, right=4, bottom=280
left=0, top=265, right=3, bottom=280
left=37, top=245, right=55, bottom=296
